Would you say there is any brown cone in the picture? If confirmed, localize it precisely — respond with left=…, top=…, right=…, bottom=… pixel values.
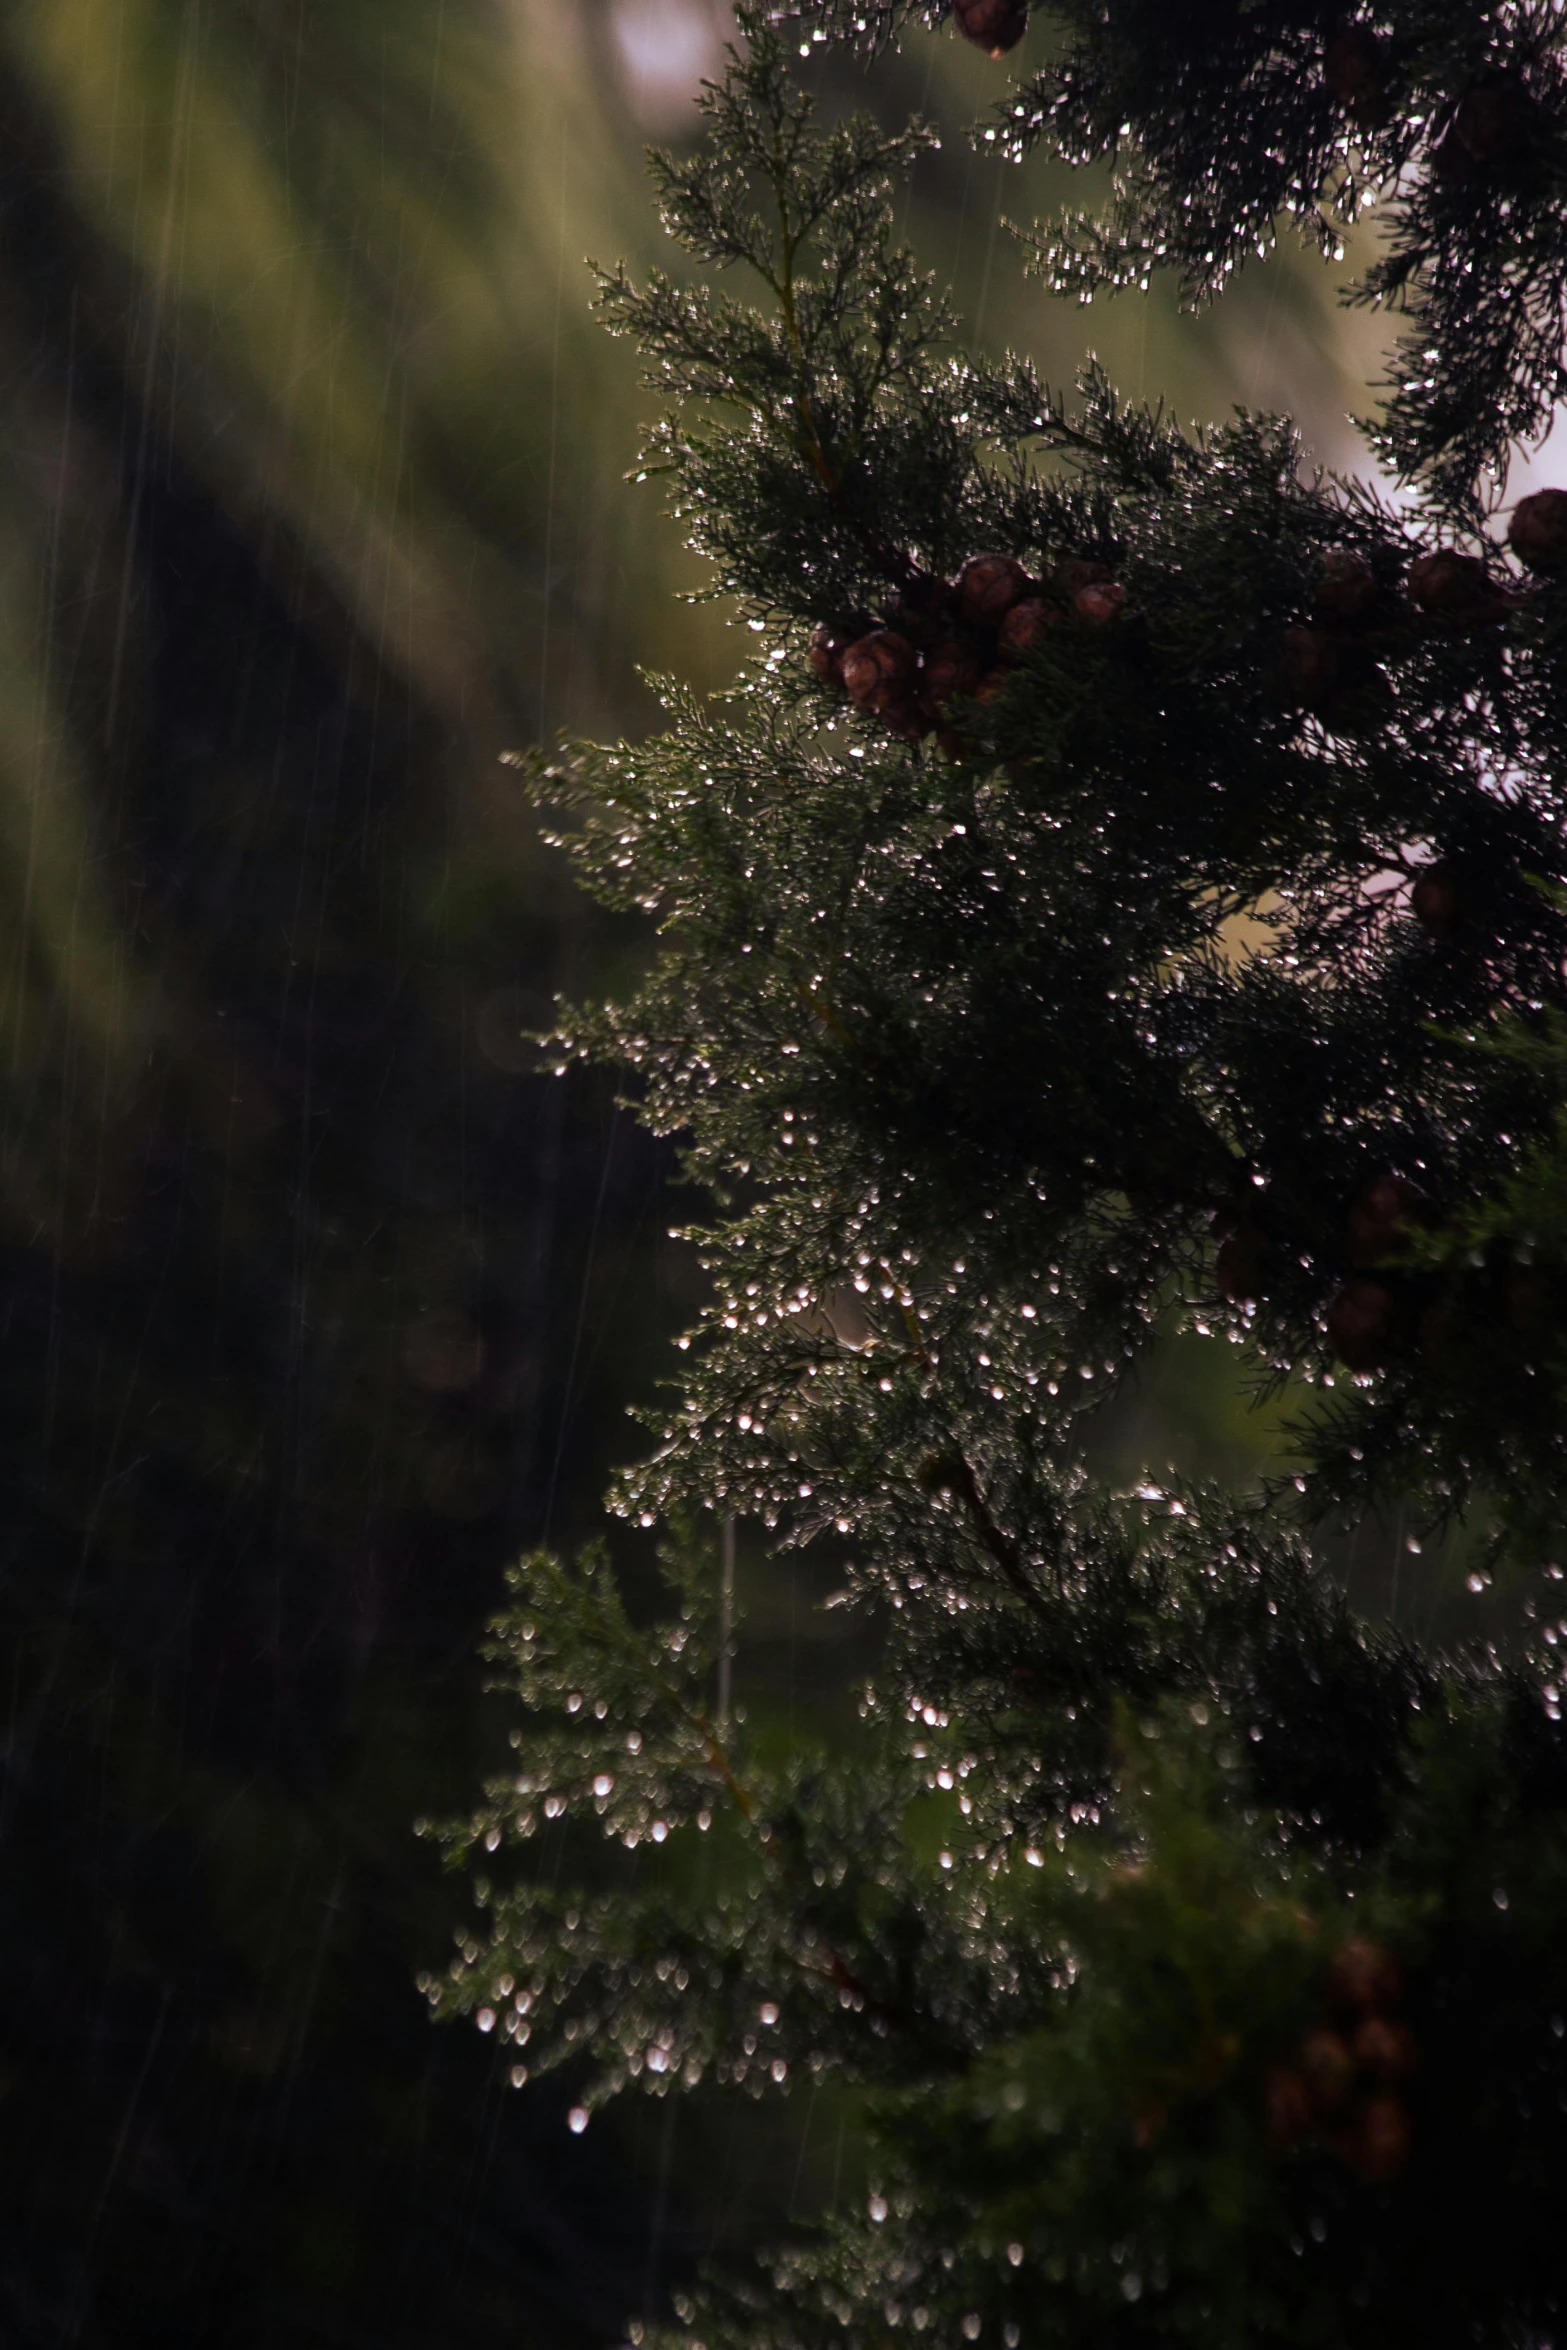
left=1346, top=1173, right=1425, bottom=1268
left=1509, top=489, right=1567, bottom=574
left=1352, top=2015, right=1417, bottom=2082
left=952, top=0, right=1028, bottom=55
left=1299, top=2028, right=1355, bottom=2116
left=1339, top=2091, right=1411, bottom=2183
left=1326, top=1277, right=1401, bottom=1371
left=1074, top=581, right=1126, bottom=626
left=1323, top=26, right=1384, bottom=115
left=1410, top=862, right=1460, bottom=941
left=997, top=597, right=1055, bottom=658
left=1326, top=1935, right=1404, bottom=2017
left=916, top=1451, right=980, bottom=1506
left=887, top=571, right=956, bottom=645
left=1051, top=556, right=1112, bottom=600
left=1264, top=2064, right=1313, bottom=2152
left=953, top=553, right=1033, bottom=624
left=1407, top=549, right=1512, bottom=625
left=1314, top=547, right=1379, bottom=626
left=918, top=635, right=984, bottom=711
left=841, top=629, right=918, bottom=721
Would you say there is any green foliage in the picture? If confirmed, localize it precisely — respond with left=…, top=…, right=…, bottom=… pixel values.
left=536, top=29, right=1567, bottom=1535
left=437, top=1506, right=1567, bottom=2340
left=649, top=1691, right=1567, bottom=2350
left=799, top=0, right=1567, bottom=515
left=440, top=8, right=1567, bottom=2343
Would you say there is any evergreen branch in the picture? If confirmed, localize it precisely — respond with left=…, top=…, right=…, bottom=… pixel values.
left=446, top=18, right=1567, bottom=2339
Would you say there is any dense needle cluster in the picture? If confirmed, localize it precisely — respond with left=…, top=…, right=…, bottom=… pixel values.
left=429, top=9, right=1567, bottom=2343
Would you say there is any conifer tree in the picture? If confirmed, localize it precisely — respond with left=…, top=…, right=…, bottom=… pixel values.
left=429, top=8, right=1567, bottom=2340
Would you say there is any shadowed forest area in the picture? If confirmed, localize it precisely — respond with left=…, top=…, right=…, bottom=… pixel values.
left=0, top=4, right=1439, bottom=2343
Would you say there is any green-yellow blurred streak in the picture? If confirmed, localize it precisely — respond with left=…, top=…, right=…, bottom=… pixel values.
left=0, top=0, right=696, bottom=1256
left=0, top=327, right=147, bottom=1241
left=6, top=0, right=652, bottom=708
left=0, top=530, right=133, bottom=1103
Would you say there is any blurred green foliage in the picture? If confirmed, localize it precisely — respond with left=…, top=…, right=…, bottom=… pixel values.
left=0, top=4, right=709, bottom=2341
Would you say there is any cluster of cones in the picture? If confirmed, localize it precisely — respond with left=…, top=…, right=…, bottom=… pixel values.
left=1219, top=1163, right=1549, bottom=1375
left=1278, top=494, right=1567, bottom=728
left=1216, top=1173, right=1428, bottom=1375
left=1230, top=499, right=1567, bottom=1368
left=1325, top=21, right=1543, bottom=172
left=1321, top=1175, right=1429, bottom=1375
left=954, top=0, right=1554, bottom=149
left=1277, top=548, right=1399, bottom=728
left=1265, top=1936, right=1416, bottom=2184
left=814, top=497, right=1567, bottom=763
left=809, top=553, right=1124, bottom=755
